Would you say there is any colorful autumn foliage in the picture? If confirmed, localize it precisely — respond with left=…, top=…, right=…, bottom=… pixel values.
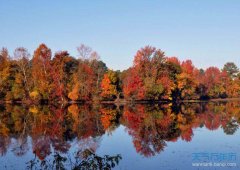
left=0, top=102, right=240, bottom=159
left=0, top=44, right=239, bottom=103
left=100, top=70, right=120, bottom=100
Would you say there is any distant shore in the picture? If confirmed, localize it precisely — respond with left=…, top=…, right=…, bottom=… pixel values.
left=101, top=98, right=240, bottom=104
left=1, top=98, right=240, bottom=105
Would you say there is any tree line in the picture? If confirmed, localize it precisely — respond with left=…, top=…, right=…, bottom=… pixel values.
left=0, top=44, right=239, bottom=103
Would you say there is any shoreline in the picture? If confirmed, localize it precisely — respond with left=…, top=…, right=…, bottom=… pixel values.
left=1, top=98, right=240, bottom=105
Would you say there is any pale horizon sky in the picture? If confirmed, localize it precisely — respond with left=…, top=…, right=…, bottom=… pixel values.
left=0, top=0, right=239, bottom=70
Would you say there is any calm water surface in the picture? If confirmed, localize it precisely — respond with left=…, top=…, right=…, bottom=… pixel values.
left=0, top=101, right=240, bottom=170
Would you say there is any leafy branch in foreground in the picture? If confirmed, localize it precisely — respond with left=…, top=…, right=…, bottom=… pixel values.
left=26, top=149, right=122, bottom=170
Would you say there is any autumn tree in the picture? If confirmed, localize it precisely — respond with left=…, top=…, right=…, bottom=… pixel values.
left=203, top=67, right=224, bottom=98
left=13, top=47, right=31, bottom=99
left=122, top=68, right=145, bottom=100
left=226, top=72, right=240, bottom=97
left=176, top=60, right=198, bottom=99
left=50, top=51, right=76, bottom=102
left=165, top=57, right=182, bottom=100
left=0, top=48, right=13, bottom=100
left=31, top=44, right=52, bottom=100
left=88, top=59, right=107, bottom=100
left=68, top=44, right=107, bottom=101
left=123, top=46, right=175, bottom=100
left=68, top=62, right=93, bottom=101
left=77, top=44, right=92, bottom=60
left=100, top=70, right=120, bottom=100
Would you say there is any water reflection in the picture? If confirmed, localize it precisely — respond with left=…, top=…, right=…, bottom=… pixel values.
left=0, top=101, right=240, bottom=169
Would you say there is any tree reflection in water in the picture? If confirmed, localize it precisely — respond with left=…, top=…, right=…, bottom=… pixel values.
left=0, top=101, right=239, bottom=169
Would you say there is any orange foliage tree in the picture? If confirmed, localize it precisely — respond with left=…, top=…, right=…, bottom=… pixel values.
left=31, top=44, right=52, bottom=100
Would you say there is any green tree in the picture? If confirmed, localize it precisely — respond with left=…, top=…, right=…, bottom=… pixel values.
left=223, top=62, right=239, bottom=79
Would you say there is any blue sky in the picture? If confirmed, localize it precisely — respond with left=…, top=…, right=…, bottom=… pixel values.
left=0, top=0, right=239, bottom=70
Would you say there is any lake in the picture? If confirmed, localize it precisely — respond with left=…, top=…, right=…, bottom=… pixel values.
left=0, top=101, right=240, bottom=170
